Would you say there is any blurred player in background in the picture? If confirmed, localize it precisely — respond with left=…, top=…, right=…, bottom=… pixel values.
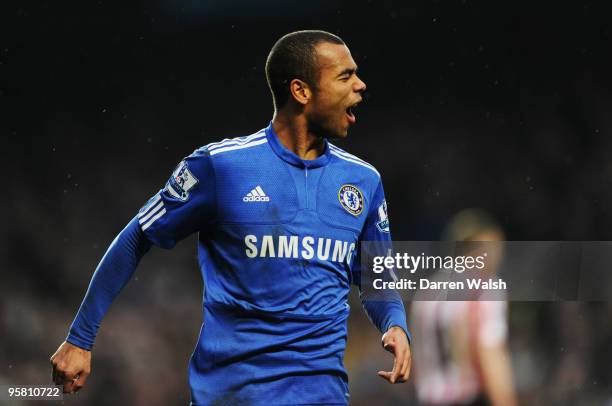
left=411, top=209, right=517, bottom=406
left=49, top=30, right=411, bottom=405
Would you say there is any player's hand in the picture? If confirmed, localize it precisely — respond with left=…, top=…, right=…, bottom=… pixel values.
left=377, top=326, right=411, bottom=384
left=50, top=341, right=92, bottom=394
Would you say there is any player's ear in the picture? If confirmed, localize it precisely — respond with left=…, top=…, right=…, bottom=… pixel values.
left=289, top=79, right=312, bottom=105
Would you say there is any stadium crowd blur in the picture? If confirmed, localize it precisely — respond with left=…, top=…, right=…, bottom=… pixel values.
left=3, top=1, right=612, bottom=405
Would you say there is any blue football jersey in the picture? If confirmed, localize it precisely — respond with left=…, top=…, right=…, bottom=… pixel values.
left=137, top=122, right=407, bottom=405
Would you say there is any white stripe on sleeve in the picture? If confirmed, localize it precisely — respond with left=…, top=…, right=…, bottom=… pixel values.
left=141, top=208, right=167, bottom=231
left=139, top=201, right=164, bottom=224
left=139, top=194, right=162, bottom=218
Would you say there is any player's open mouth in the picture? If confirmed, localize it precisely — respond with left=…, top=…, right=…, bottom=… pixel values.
left=346, top=101, right=360, bottom=124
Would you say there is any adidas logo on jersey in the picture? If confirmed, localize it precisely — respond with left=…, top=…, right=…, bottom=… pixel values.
left=243, top=186, right=270, bottom=202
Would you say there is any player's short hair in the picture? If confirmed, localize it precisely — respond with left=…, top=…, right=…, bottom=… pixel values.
left=265, top=30, right=345, bottom=110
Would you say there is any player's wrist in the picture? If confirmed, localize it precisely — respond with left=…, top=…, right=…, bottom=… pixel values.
left=385, top=325, right=411, bottom=343
left=385, top=325, right=404, bottom=335
left=65, top=336, right=93, bottom=352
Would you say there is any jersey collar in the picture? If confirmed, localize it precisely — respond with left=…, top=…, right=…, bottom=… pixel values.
left=265, top=121, right=331, bottom=169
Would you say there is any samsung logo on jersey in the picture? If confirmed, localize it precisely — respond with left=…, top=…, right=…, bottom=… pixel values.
left=244, top=235, right=356, bottom=265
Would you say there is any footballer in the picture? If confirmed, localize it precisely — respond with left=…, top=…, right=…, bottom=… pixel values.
left=50, top=30, right=411, bottom=405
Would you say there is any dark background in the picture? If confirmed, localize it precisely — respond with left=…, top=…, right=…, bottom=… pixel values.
left=2, top=1, right=612, bottom=405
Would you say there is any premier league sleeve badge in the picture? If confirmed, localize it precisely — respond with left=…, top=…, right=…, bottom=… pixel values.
left=167, top=160, right=199, bottom=201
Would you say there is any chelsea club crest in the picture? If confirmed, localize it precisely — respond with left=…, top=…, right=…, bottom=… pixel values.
left=338, top=184, right=364, bottom=216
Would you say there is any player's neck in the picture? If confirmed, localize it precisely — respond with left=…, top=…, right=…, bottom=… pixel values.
left=272, top=113, right=326, bottom=161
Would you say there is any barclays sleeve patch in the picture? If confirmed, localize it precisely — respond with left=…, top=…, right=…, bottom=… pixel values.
left=166, top=160, right=199, bottom=201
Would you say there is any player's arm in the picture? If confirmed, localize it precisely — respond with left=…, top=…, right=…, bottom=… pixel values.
left=50, top=148, right=216, bottom=394
left=474, top=302, right=518, bottom=406
left=51, top=217, right=151, bottom=393
left=351, top=180, right=412, bottom=384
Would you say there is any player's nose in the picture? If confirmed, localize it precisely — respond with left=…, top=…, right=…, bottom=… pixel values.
left=354, top=75, right=366, bottom=93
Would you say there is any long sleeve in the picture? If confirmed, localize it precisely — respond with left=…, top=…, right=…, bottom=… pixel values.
left=66, top=148, right=216, bottom=350
left=351, top=180, right=411, bottom=342
left=66, top=217, right=152, bottom=350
